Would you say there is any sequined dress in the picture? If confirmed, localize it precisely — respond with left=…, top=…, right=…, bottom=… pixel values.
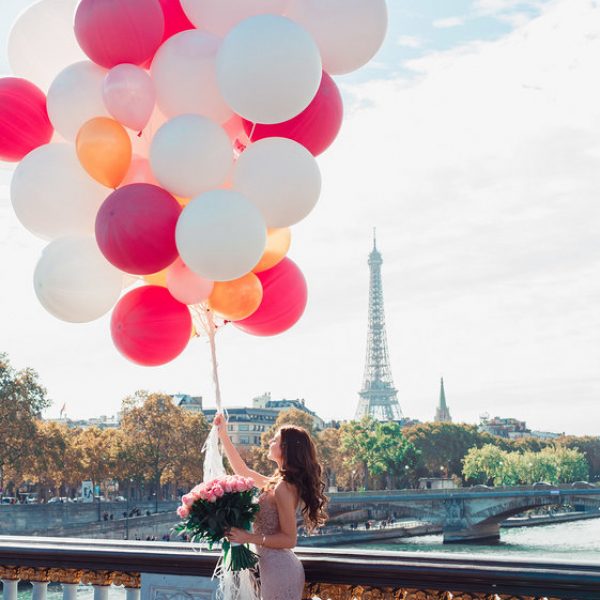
left=253, top=491, right=305, bottom=600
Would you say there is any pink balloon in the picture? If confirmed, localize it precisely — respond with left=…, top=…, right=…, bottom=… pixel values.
left=167, top=258, right=214, bottom=305
left=95, top=183, right=181, bottom=275
left=223, top=114, right=251, bottom=154
left=0, top=77, right=53, bottom=162
left=121, top=155, right=161, bottom=186
left=103, top=64, right=156, bottom=131
left=111, top=285, right=191, bottom=366
left=158, top=0, right=195, bottom=43
left=234, top=257, right=307, bottom=336
left=75, top=0, right=165, bottom=69
left=242, top=71, right=343, bottom=156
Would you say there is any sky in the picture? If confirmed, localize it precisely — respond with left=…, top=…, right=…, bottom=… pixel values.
left=1, top=0, right=600, bottom=435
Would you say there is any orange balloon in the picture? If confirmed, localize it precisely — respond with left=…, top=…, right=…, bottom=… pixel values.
left=252, top=228, right=291, bottom=273
left=175, top=196, right=191, bottom=207
left=76, top=117, right=132, bottom=188
left=208, top=273, right=263, bottom=321
left=143, top=268, right=169, bottom=287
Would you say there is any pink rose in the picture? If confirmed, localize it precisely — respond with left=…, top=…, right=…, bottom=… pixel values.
left=206, top=492, right=217, bottom=503
left=182, top=494, right=194, bottom=507
left=213, top=486, right=224, bottom=498
left=223, top=481, right=233, bottom=493
left=234, top=480, right=246, bottom=493
left=198, top=488, right=208, bottom=501
left=244, top=477, right=254, bottom=490
left=177, top=505, right=190, bottom=519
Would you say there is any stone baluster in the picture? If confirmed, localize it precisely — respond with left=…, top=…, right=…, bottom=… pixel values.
left=47, top=568, right=84, bottom=600
left=112, top=570, right=142, bottom=600
left=82, top=570, right=114, bottom=600
left=31, top=581, right=49, bottom=600
left=0, top=567, right=20, bottom=600
left=17, top=568, right=51, bottom=600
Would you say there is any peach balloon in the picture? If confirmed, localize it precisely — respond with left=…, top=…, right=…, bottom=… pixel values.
left=121, top=155, right=160, bottom=186
left=208, top=272, right=262, bottom=320
left=253, top=227, right=291, bottom=273
left=143, top=268, right=169, bottom=287
left=76, top=117, right=132, bottom=188
left=167, top=257, right=214, bottom=305
left=175, top=196, right=191, bottom=207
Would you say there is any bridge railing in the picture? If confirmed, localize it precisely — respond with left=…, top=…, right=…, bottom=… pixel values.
left=1, top=536, right=599, bottom=600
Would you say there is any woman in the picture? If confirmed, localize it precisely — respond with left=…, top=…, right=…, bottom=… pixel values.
left=213, top=414, right=327, bottom=600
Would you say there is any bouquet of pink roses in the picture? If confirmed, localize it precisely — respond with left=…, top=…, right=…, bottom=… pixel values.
left=174, top=475, right=260, bottom=571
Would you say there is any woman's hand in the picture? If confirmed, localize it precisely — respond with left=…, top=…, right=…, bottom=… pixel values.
left=226, top=527, right=252, bottom=544
left=213, top=413, right=227, bottom=434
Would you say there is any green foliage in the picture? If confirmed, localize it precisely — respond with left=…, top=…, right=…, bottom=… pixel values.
left=463, top=444, right=589, bottom=485
left=340, top=417, right=419, bottom=489
left=403, top=422, right=490, bottom=481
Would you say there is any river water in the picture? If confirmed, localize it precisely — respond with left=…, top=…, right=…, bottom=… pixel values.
left=11, top=519, right=600, bottom=598
left=351, top=517, right=600, bottom=562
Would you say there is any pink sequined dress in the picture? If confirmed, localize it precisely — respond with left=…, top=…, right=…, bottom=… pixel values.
left=253, top=490, right=305, bottom=600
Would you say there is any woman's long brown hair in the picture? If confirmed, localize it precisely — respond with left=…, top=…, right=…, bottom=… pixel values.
left=274, top=426, right=328, bottom=532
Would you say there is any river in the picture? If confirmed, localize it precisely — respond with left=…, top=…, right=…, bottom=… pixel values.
left=12, top=519, right=600, bottom=598
left=351, top=516, right=600, bottom=562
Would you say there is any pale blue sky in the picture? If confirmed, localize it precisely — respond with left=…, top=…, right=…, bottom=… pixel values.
left=2, top=0, right=600, bottom=436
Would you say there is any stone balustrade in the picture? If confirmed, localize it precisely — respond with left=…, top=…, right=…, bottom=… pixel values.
left=0, top=536, right=598, bottom=599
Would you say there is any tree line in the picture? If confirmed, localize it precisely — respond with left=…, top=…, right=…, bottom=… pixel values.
left=1, top=353, right=598, bottom=500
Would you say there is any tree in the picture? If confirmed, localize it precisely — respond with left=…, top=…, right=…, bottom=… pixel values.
left=340, top=418, right=419, bottom=490
left=25, top=421, right=69, bottom=497
left=0, top=354, right=50, bottom=495
left=316, top=427, right=351, bottom=490
left=119, top=391, right=208, bottom=500
left=403, top=422, right=491, bottom=482
left=556, top=436, right=600, bottom=482
left=463, top=444, right=589, bottom=486
left=462, top=444, right=510, bottom=486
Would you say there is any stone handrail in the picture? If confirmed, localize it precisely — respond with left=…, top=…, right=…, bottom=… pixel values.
left=0, top=536, right=599, bottom=599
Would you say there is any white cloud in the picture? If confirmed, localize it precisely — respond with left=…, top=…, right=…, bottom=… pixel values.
left=396, top=35, right=424, bottom=48
left=1, top=0, right=600, bottom=435
left=432, top=16, right=466, bottom=29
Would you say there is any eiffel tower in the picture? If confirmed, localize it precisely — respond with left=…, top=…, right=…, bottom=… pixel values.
left=355, top=231, right=403, bottom=421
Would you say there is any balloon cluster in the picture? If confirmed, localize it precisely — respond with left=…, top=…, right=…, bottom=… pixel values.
left=1, top=0, right=388, bottom=367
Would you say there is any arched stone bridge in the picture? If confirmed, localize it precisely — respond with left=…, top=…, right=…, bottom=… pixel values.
left=328, top=485, right=600, bottom=543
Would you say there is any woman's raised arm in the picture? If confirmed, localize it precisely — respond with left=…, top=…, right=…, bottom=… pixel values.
left=213, top=413, right=270, bottom=488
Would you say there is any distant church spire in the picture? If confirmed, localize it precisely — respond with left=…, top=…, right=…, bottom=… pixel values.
left=435, top=377, right=452, bottom=422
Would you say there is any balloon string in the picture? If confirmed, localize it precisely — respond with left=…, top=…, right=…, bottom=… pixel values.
left=249, top=121, right=257, bottom=142
left=205, top=308, right=223, bottom=413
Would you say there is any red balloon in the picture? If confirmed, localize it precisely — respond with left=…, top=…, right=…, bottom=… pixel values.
left=75, top=0, right=165, bottom=68
left=234, top=258, right=307, bottom=336
left=0, top=78, right=53, bottom=162
left=95, top=183, right=181, bottom=275
left=111, top=285, right=191, bottom=366
left=242, top=72, right=343, bottom=157
left=158, top=0, right=195, bottom=43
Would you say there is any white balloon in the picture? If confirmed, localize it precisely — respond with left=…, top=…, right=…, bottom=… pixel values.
left=103, top=64, right=156, bottom=132
left=286, top=0, right=388, bottom=75
left=151, top=30, right=232, bottom=123
left=34, top=236, right=123, bottom=323
left=180, top=0, right=291, bottom=37
left=150, top=115, right=233, bottom=198
left=7, top=0, right=86, bottom=92
left=176, top=190, right=267, bottom=281
left=234, top=137, right=321, bottom=227
left=216, top=15, right=322, bottom=124
left=47, top=61, right=109, bottom=140
left=11, top=143, right=107, bottom=240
